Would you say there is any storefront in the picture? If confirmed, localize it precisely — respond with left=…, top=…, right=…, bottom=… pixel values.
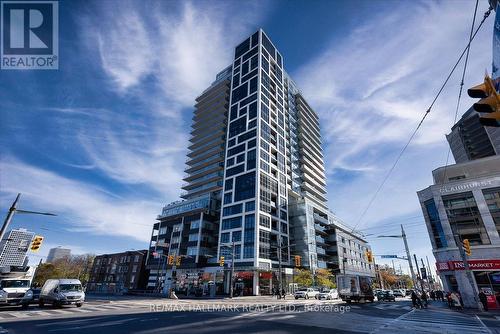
left=437, top=259, right=500, bottom=309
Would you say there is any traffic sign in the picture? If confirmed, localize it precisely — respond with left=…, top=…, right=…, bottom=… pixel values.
left=381, top=255, right=397, bottom=258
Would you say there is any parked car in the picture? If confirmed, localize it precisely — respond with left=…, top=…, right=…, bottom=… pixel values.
left=317, top=289, right=338, bottom=300
left=392, top=289, right=404, bottom=297
left=377, top=290, right=396, bottom=302
left=294, top=288, right=319, bottom=299
left=39, top=279, right=85, bottom=308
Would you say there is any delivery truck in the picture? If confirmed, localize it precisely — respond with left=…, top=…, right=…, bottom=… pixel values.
left=336, top=274, right=374, bottom=303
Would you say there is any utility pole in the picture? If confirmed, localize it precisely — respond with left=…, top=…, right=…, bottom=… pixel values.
left=401, top=225, right=417, bottom=289
left=453, top=234, right=483, bottom=311
left=426, top=256, right=434, bottom=288
left=413, top=254, right=422, bottom=291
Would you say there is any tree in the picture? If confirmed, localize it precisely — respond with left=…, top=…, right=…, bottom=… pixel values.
left=33, top=254, right=95, bottom=287
left=316, top=269, right=336, bottom=289
left=380, top=269, right=398, bottom=288
left=293, top=269, right=313, bottom=287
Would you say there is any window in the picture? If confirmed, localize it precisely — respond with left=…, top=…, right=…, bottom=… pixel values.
left=232, top=231, right=242, bottom=242
left=234, top=172, right=256, bottom=201
left=237, top=153, right=245, bottom=163
left=235, top=38, right=250, bottom=58
left=227, top=157, right=235, bottom=167
left=224, top=193, right=232, bottom=204
left=222, top=217, right=242, bottom=230
left=132, top=265, right=138, bottom=273
left=232, top=82, right=248, bottom=104
left=232, top=74, right=240, bottom=89
left=248, top=102, right=257, bottom=119
left=187, top=247, right=198, bottom=256
left=247, top=139, right=256, bottom=149
left=229, top=117, right=247, bottom=138
left=220, top=232, right=230, bottom=243
left=245, top=214, right=255, bottom=229
left=188, top=234, right=199, bottom=242
left=190, top=220, right=200, bottom=229
left=241, top=61, right=249, bottom=76
left=442, top=192, right=490, bottom=245
left=483, top=187, right=500, bottom=235
left=247, top=149, right=256, bottom=170
left=226, top=165, right=245, bottom=177
left=249, top=76, right=258, bottom=94
left=245, top=201, right=255, bottom=212
left=243, top=245, right=254, bottom=258
left=424, top=199, right=447, bottom=248
left=228, top=138, right=236, bottom=147
left=262, top=33, right=275, bottom=58
left=259, top=215, right=270, bottom=228
left=225, top=178, right=233, bottom=191
left=228, top=144, right=245, bottom=157
left=223, top=203, right=243, bottom=216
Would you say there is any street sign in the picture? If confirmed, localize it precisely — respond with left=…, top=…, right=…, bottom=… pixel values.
left=381, top=255, right=397, bottom=258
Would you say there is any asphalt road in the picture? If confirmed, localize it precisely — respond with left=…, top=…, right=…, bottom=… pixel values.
left=1, top=298, right=497, bottom=334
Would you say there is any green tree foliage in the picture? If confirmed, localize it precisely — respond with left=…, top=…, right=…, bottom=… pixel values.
left=316, top=268, right=336, bottom=289
left=33, top=254, right=95, bottom=287
left=293, top=269, right=313, bottom=287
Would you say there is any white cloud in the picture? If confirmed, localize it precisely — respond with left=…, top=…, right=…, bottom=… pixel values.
left=0, top=158, right=159, bottom=243
left=293, top=0, right=494, bottom=230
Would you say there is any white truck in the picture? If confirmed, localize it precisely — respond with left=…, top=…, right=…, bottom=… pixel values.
left=336, top=274, right=374, bottom=303
left=0, top=276, right=34, bottom=309
left=39, top=279, right=85, bottom=307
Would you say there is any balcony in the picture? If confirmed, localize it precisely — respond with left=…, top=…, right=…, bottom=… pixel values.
left=315, top=236, right=326, bottom=245
left=313, top=213, right=329, bottom=225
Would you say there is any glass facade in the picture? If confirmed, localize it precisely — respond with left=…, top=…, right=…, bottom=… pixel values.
left=442, top=192, right=491, bottom=245
left=424, top=199, right=448, bottom=248
left=482, top=187, right=500, bottom=235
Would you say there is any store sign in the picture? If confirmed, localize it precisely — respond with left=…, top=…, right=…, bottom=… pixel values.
left=438, top=179, right=497, bottom=194
left=436, top=259, right=500, bottom=271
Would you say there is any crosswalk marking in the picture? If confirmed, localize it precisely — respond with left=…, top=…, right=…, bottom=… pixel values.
left=372, top=308, right=490, bottom=334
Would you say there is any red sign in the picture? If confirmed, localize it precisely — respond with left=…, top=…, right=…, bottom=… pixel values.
left=436, top=259, right=500, bottom=271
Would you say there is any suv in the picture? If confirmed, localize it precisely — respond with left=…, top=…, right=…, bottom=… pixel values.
left=294, top=288, right=319, bottom=299
left=377, top=290, right=396, bottom=302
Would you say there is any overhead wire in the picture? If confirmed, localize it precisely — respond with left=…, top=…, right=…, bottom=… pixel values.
left=350, top=4, right=493, bottom=234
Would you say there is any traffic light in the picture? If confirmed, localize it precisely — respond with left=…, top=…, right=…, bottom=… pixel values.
left=463, top=239, right=471, bottom=256
left=175, top=256, right=181, bottom=266
left=468, top=75, right=500, bottom=127
left=167, top=255, right=174, bottom=265
left=366, top=250, right=373, bottom=263
left=294, top=255, right=301, bottom=267
left=219, top=256, right=225, bottom=267
left=30, top=236, right=44, bottom=252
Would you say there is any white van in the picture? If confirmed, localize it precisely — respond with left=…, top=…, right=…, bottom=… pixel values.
left=39, top=279, right=85, bottom=307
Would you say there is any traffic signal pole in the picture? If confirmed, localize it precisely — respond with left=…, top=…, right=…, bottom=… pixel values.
left=0, top=193, right=21, bottom=242
left=454, top=234, right=483, bottom=311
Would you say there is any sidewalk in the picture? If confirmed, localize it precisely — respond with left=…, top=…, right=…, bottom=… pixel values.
left=425, top=298, right=500, bottom=319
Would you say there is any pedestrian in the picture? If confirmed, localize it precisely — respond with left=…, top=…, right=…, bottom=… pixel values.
left=430, top=290, right=435, bottom=301
left=421, top=291, right=428, bottom=308
left=451, top=292, right=462, bottom=310
left=411, top=290, right=421, bottom=309
left=446, top=292, right=453, bottom=308
left=478, top=291, right=488, bottom=312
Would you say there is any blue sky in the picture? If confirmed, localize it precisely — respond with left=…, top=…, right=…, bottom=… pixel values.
left=0, top=0, right=495, bottom=277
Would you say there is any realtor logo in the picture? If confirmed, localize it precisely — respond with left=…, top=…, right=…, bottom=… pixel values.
left=1, top=1, right=58, bottom=69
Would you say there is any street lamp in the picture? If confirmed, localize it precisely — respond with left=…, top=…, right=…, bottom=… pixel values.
left=0, top=193, right=57, bottom=242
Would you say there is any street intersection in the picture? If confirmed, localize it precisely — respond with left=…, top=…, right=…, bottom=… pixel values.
left=0, top=296, right=498, bottom=334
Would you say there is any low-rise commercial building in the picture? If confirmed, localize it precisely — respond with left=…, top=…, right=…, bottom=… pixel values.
left=417, top=155, right=500, bottom=308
